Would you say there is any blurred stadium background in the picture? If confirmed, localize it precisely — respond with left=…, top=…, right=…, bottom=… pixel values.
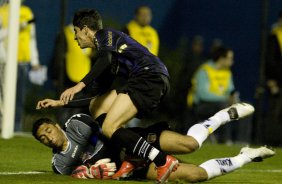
left=12, top=0, right=281, bottom=143
left=0, top=0, right=281, bottom=183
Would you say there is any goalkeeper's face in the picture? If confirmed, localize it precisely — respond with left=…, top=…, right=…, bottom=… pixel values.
left=36, top=123, right=66, bottom=149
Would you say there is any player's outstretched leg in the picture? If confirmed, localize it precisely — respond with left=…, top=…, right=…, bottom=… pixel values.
left=199, top=146, right=275, bottom=180
left=187, top=102, right=254, bottom=147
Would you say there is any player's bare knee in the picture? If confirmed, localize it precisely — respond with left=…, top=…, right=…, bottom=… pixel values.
left=183, top=136, right=199, bottom=153
left=185, top=144, right=197, bottom=153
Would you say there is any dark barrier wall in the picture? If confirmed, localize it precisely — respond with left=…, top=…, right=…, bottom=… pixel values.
left=24, top=0, right=282, bottom=102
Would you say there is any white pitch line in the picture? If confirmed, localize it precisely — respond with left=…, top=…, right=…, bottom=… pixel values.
left=0, top=171, right=45, bottom=175
left=240, top=169, right=282, bottom=173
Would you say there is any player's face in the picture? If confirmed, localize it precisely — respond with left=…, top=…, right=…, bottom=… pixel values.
left=36, top=123, right=66, bottom=149
left=74, top=26, right=92, bottom=49
left=136, top=7, right=152, bottom=27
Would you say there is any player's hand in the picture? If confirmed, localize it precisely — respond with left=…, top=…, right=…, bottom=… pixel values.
left=89, top=158, right=117, bottom=179
left=36, top=99, right=64, bottom=109
left=71, top=165, right=93, bottom=179
left=60, top=82, right=85, bottom=104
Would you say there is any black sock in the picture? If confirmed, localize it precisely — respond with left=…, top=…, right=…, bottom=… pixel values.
left=111, top=127, right=166, bottom=167
left=95, top=113, right=107, bottom=126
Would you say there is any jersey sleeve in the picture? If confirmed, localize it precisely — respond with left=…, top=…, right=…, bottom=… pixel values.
left=52, top=155, right=76, bottom=175
left=80, top=50, right=112, bottom=86
left=83, top=65, right=115, bottom=96
left=65, top=114, right=100, bottom=141
left=63, top=96, right=93, bottom=108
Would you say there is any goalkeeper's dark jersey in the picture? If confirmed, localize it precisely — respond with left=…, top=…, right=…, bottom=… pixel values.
left=80, top=29, right=169, bottom=93
left=51, top=114, right=108, bottom=175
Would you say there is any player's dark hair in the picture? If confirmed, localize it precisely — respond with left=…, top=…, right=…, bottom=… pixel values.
left=32, top=118, right=55, bottom=140
left=134, top=5, right=150, bottom=15
left=73, top=8, right=103, bottom=31
left=211, top=47, right=232, bottom=62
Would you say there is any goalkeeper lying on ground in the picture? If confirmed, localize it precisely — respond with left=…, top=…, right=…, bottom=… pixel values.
left=33, top=100, right=275, bottom=182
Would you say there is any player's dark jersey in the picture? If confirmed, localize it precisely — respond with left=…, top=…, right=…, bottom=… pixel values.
left=95, top=29, right=168, bottom=77
left=52, top=114, right=107, bottom=175
left=81, top=29, right=169, bottom=91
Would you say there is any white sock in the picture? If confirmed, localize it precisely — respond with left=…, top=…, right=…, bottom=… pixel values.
left=187, top=124, right=209, bottom=147
left=148, top=148, right=160, bottom=161
left=202, top=110, right=230, bottom=134
left=210, top=110, right=231, bottom=124
left=187, top=110, right=231, bottom=147
left=199, top=154, right=251, bottom=180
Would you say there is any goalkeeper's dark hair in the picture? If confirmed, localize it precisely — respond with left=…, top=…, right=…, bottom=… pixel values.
left=73, top=8, right=103, bottom=31
left=32, top=118, right=55, bottom=140
left=211, top=46, right=232, bottom=62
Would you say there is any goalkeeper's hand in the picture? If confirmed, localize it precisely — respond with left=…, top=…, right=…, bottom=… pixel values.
left=89, top=158, right=117, bottom=179
left=71, top=165, right=93, bottom=179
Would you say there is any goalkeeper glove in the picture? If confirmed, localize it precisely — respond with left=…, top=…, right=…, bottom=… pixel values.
left=89, top=158, right=117, bottom=179
left=71, top=165, right=93, bottom=179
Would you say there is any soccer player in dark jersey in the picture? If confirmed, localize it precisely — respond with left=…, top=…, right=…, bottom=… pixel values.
left=57, top=8, right=175, bottom=183
left=32, top=111, right=275, bottom=182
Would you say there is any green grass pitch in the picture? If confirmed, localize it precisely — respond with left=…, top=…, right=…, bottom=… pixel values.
left=0, top=136, right=281, bottom=184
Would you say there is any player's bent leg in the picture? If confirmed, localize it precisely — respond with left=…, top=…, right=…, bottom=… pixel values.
left=159, top=130, right=199, bottom=154
left=146, top=162, right=208, bottom=183
left=212, top=102, right=255, bottom=126
left=103, top=94, right=179, bottom=183
left=101, top=93, right=138, bottom=138
left=187, top=103, right=255, bottom=148
left=89, top=90, right=117, bottom=119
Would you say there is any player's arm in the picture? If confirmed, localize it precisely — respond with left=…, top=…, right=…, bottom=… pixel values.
left=63, top=97, right=94, bottom=108
left=80, top=50, right=112, bottom=86
left=36, top=96, right=94, bottom=109
left=60, top=50, right=112, bottom=104
left=36, top=99, right=64, bottom=109
left=52, top=155, right=76, bottom=175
